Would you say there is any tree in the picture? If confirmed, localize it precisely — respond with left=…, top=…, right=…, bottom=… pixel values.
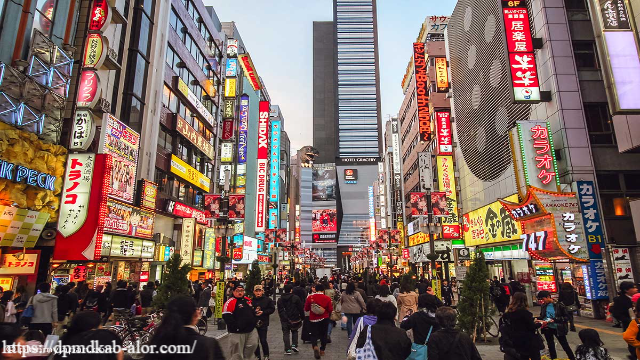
left=152, top=253, right=192, bottom=310
left=456, top=251, right=494, bottom=341
left=245, top=260, right=262, bottom=293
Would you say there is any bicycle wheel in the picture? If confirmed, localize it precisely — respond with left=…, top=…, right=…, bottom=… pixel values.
left=197, top=317, right=208, bottom=335
left=123, top=330, right=148, bottom=359
left=486, top=316, right=499, bottom=337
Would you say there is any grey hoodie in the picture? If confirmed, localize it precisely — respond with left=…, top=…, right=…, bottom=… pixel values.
left=31, top=293, right=58, bottom=324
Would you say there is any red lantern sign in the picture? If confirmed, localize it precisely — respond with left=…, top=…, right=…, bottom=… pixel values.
left=89, top=0, right=111, bottom=32
left=76, top=70, right=101, bottom=108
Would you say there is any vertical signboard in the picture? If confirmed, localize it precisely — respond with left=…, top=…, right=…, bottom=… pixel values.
left=255, top=101, right=270, bottom=232
left=418, top=152, right=432, bottom=191
left=435, top=112, right=452, bottom=155
left=510, top=121, right=560, bottom=194
left=181, top=218, right=195, bottom=267
left=437, top=156, right=460, bottom=239
left=435, top=58, right=449, bottom=92
left=391, top=120, right=401, bottom=174
left=368, top=186, right=376, bottom=243
left=589, top=0, right=640, bottom=112
left=269, top=118, right=281, bottom=229
left=413, top=42, right=431, bottom=142
left=238, top=95, right=249, bottom=165
left=502, top=0, right=541, bottom=103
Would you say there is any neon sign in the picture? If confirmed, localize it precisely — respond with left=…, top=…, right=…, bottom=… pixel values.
left=0, top=160, right=56, bottom=191
left=413, top=42, right=431, bottom=142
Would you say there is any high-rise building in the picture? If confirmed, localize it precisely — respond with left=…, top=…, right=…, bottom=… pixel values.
left=313, top=0, right=383, bottom=265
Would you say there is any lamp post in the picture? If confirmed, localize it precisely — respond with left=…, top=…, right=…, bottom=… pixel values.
left=216, top=168, right=231, bottom=330
left=415, top=191, right=443, bottom=293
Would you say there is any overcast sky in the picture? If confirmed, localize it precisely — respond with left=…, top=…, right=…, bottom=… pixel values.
left=207, top=0, right=457, bottom=151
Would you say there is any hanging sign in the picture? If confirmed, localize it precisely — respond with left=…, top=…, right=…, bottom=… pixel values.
left=76, top=70, right=101, bottom=108
left=435, top=58, right=449, bottom=92
left=58, top=154, right=95, bottom=237
left=70, top=110, right=96, bottom=151
left=437, top=156, right=460, bottom=238
left=435, top=112, right=452, bottom=155
left=83, top=33, right=107, bottom=69
left=413, top=42, right=431, bottom=142
left=88, top=0, right=111, bottom=32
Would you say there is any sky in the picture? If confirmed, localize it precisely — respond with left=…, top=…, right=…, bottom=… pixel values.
left=207, top=0, right=457, bottom=152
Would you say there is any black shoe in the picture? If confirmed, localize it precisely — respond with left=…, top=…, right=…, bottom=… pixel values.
left=326, top=337, right=332, bottom=343
left=613, top=323, right=622, bottom=328
left=313, top=346, right=321, bottom=359
left=291, top=345, right=299, bottom=353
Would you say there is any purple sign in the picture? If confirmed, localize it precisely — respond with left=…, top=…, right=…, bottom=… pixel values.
left=238, top=95, right=249, bottom=164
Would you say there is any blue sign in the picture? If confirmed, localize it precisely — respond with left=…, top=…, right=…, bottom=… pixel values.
left=0, top=160, right=56, bottom=191
left=225, top=58, right=238, bottom=77
left=368, top=186, right=375, bottom=218
left=585, top=260, right=609, bottom=300
left=237, top=95, right=249, bottom=164
left=576, top=181, right=606, bottom=260
left=268, top=120, right=281, bottom=229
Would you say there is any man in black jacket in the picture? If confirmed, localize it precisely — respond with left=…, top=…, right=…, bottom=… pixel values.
left=278, top=284, right=305, bottom=355
left=401, top=293, right=442, bottom=345
left=537, top=291, right=575, bottom=360
left=139, top=282, right=155, bottom=315
left=293, top=282, right=307, bottom=304
left=612, top=281, right=637, bottom=359
left=222, top=284, right=258, bottom=360
left=251, top=285, right=275, bottom=360
left=427, top=306, right=483, bottom=360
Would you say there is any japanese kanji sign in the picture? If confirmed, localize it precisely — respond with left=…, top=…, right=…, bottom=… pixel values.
left=502, top=0, right=541, bottom=102
left=58, top=154, right=95, bottom=237
left=437, top=156, right=460, bottom=239
left=435, top=112, right=452, bottom=155
left=413, top=43, right=431, bottom=142
left=510, top=121, right=560, bottom=194
left=612, top=247, right=634, bottom=287
left=0, top=206, right=49, bottom=248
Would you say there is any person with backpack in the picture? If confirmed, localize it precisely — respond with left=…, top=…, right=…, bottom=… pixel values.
left=509, top=277, right=525, bottom=294
left=81, top=285, right=101, bottom=312
left=139, top=282, right=155, bottom=315
left=427, top=306, right=483, bottom=360
left=492, top=278, right=510, bottom=315
left=278, top=284, right=304, bottom=355
left=401, top=293, right=442, bottom=359
left=536, top=290, right=576, bottom=360
left=559, top=282, right=579, bottom=332
left=500, top=292, right=543, bottom=360
left=304, top=284, right=332, bottom=359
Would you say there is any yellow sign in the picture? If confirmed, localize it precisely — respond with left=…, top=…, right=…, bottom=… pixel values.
left=398, top=221, right=405, bottom=245
left=0, top=277, right=13, bottom=290
left=215, top=281, right=225, bottom=318
left=224, top=78, right=236, bottom=98
left=0, top=253, right=39, bottom=275
left=462, top=194, right=522, bottom=246
left=409, top=232, right=429, bottom=247
left=177, top=77, right=190, bottom=97
left=437, top=156, right=460, bottom=239
left=83, top=33, right=106, bottom=68
left=170, top=155, right=211, bottom=192
left=435, top=57, right=449, bottom=92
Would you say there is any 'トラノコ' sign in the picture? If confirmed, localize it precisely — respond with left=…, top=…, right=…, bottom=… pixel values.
left=58, top=154, right=95, bottom=237
left=502, top=0, right=540, bottom=102
left=413, top=42, right=431, bottom=142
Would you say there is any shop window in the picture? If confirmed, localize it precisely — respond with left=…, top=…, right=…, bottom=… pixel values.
left=584, top=103, right=615, bottom=145
left=155, top=170, right=167, bottom=194
left=596, top=173, right=621, bottom=190
left=564, top=0, right=587, bottom=9
left=121, top=95, right=144, bottom=132
left=157, top=128, right=172, bottom=152
left=573, top=42, right=598, bottom=69
left=178, top=182, right=186, bottom=201
left=172, top=178, right=180, bottom=198
left=600, top=193, right=629, bottom=217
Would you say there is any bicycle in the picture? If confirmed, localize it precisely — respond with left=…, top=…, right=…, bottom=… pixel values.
left=106, top=309, right=151, bottom=359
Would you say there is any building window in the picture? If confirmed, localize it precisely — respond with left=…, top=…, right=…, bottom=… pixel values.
left=157, top=127, right=172, bottom=152
left=596, top=173, right=621, bottom=190
left=573, top=42, right=598, bottom=69
left=584, top=103, right=615, bottom=145
left=564, top=0, right=587, bottom=9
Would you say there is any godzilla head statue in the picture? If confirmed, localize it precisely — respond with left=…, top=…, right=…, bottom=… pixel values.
left=299, top=146, right=319, bottom=167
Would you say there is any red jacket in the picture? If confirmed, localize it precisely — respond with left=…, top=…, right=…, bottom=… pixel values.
left=304, top=292, right=333, bottom=322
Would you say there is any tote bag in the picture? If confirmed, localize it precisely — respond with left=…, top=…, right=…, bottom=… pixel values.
left=406, top=325, right=433, bottom=360
left=355, top=325, right=378, bottom=360
left=347, top=318, right=365, bottom=360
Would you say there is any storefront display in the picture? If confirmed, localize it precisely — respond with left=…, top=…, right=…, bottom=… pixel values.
left=534, top=262, right=556, bottom=292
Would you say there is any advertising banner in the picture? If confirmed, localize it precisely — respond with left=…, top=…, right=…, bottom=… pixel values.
left=437, top=156, right=460, bottom=238
left=426, top=15, right=450, bottom=33
left=204, top=194, right=221, bottom=218
left=392, top=120, right=402, bottom=174
left=413, top=42, right=431, bottom=142
left=313, top=233, right=337, bottom=243
left=510, top=121, right=560, bottom=194
left=312, top=165, right=336, bottom=201
left=431, top=192, right=449, bottom=217
left=576, top=181, right=606, bottom=260
left=70, top=110, right=96, bottom=151
left=612, top=247, right=634, bottom=287
left=238, top=95, right=249, bottom=164
left=83, top=33, right=107, bottom=69
left=104, top=198, right=154, bottom=239
left=344, top=169, right=358, bottom=184
left=409, top=192, right=428, bottom=216
left=76, top=70, right=101, bottom=108
left=180, top=218, right=195, bottom=267
left=435, top=58, right=449, bottom=92
left=229, top=195, right=245, bottom=219
left=238, top=54, right=262, bottom=90
left=225, top=58, right=238, bottom=77
left=224, top=78, right=236, bottom=98
left=221, top=142, right=233, bottom=162
left=99, top=114, right=140, bottom=203
left=0, top=206, right=50, bottom=247
left=170, top=155, right=211, bottom=192
left=165, top=200, right=207, bottom=224
left=101, top=234, right=154, bottom=258
left=226, top=39, right=238, bottom=57
left=269, top=119, right=281, bottom=218
left=435, top=112, right=452, bottom=155
left=255, top=101, right=269, bottom=232
left=203, top=228, right=215, bottom=269
left=223, top=100, right=235, bottom=120
left=584, top=260, right=609, bottom=300
left=312, top=209, right=337, bottom=232
left=0, top=251, right=39, bottom=275
left=176, top=115, right=214, bottom=159
left=418, top=152, right=432, bottom=191
left=138, top=180, right=157, bottom=210
left=222, top=120, right=234, bottom=140
left=463, top=194, right=522, bottom=246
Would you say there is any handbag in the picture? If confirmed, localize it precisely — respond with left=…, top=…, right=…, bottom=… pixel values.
left=565, top=304, right=578, bottom=312
left=311, top=303, right=325, bottom=315
left=289, top=318, right=303, bottom=331
left=406, top=325, right=433, bottom=360
left=347, top=317, right=365, bottom=360
left=355, top=325, right=378, bottom=360
left=21, top=297, right=34, bottom=325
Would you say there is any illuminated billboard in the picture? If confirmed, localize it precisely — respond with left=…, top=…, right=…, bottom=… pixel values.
left=238, top=95, right=249, bottom=164
left=413, top=42, right=431, bottom=142
left=435, top=58, right=449, bottom=92
left=255, top=101, right=269, bottom=232
left=312, top=165, right=336, bottom=201
left=269, top=118, right=281, bottom=228
left=312, top=209, right=337, bottom=232
left=502, top=0, right=541, bottom=102
left=437, top=156, right=460, bottom=238
left=238, top=53, right=262, bottom=90
left=225, top=58, right=238, bottom=77
left=435, top=111, right=452, bottom=155
left=409, top=192, right=428, bottom=216
left=510, top=121, right=560, bottom=194
left=463, top=194, right=522, bottom=246
left=99, top=114, right=140, bottom=204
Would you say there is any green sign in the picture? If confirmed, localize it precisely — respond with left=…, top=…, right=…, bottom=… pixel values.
left=215, top=281, right=225, bottom=319
left=203, top=229, right=215, bottom=269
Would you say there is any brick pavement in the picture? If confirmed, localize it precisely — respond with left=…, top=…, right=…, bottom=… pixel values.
left=210, top=309, right=631, bottom=360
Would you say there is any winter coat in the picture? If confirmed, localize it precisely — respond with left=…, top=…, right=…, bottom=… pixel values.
left=340, top=291, right=366, bottom=314
left=67, top=291, right=79, bottom=313
left=251, top=295, right=275, bottom=327
left=623, top=319, right=640, bottom=359
left=304, top=292, right=333, bottom=322
left=558, top=288, right=578, bottom=307
left=538, top=301, right=570, bottom=336
left=4, top=300, right=17, bottom=323
left=400, top=309, right=440, bottom=345
left=277, top=293, right=304, bottom=323
left=140, top=288, right=154, bottom=308
left=612, top=294, right=633, bottom=324
left=374, top=294, right=397, bottom=308
left=57, top=294, right=72, bottom=321
left=349, top=314, right=377, bottom=342
left=501, top=308, right=542, bottom=358
left=509, top=280, right=525, bottom=294
left=355, top=319, right=412, bottom=360
left=198, top=286, right=212, bottom=308
left=222, top=296, right=256, bottom=334
left=397, top=291, right=419, bottom=321
left=292, top=286, right=307, bottom=304
left=31, top=293, right=58, bottom=324
left=428, top=328, right=483, bottom=360
left=111, top=289, right=131, bottom=309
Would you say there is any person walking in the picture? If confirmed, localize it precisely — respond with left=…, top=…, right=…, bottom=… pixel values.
left=624, top=300, right=640, bottom=360
left=198, top=281, right=213, bottom=318
left=139, top=282, right=155, bottom=315
left=99, top=282, right=111, bottom=325
left=278, top=284, right=304, bottom=355
left=251, top=285, right=275, bottom=360
left=558, top=282, right=579, bottom=332
left=222, top=284, right=259, bottom=360
left=509, top=277, right=525, bottom=294
left=397, top=283, right=418, bottom=322
left=29, top=283, right=57, bottom=335
left=441, top=280, right=454, bottom=306
left=400, top=293, right=441, bottom=350
left=536, top=290, right=576, bottom=360
left=304, top=283, right=332, bottom=359
left=111, top=280, right=131, bottom=310
left=576, top=328, right=613, bottom=360
left=146, top=295, right=225, bottom=360
left=55, top=311, right=124, bottom=360
left=293, top=282, right=308, bottom=304
left=614, top=281, right=638, bottom=360
left=354, top=301, right=411, bottom=360
left=1, top=291, right=16, bottom=323
left=374, top=284, right=397, bottom=308
left=500, top=292, right=543, bottom=360
left=427, top=306, right=482, bottom=360
left=324, top=282, right=338, bottom=343
left=349, top=298, right=380, bottom=344
left=54, top=285, right=72, bottom=335
left=339, top=282, right=366, bottom=338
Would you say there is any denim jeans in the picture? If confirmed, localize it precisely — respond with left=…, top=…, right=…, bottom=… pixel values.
left=345, top=313, right=359, bottom=338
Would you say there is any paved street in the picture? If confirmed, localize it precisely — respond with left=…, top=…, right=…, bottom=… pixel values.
left=207, top=301, right=631, bottom=360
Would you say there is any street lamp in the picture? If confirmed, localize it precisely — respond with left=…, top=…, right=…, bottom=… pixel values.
left=216, top=169, right=231, bottom=331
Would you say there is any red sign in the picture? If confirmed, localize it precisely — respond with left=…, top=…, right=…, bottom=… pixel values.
left=435, top=111, right=452, bottom=155
left=76, top=70, right=100, bottom=108
left=72, top=265, right=88, bottom=281
left=413, top=43, right=430, bottom=142
left=204, top=195, right=221, bottom=218
left=258, top=254, right=270, bottom=263
left=402, top=248, right=410, bottom=259
left=139, top=271, right=149, bottom=283
left=503, top=2, right=540, bottom=102
left=530, top=124, right=555, bottom=185
left=255, top=101, right=269, bottom=232
left=222, top=120, right=234, bottom=140
left=232, top=247, right=243, bottom=261
left=89, top=0, right=111, bottom=32
left=166, top=200, right=207, bottom=225
left=238, top=54, right=262, bottom=91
